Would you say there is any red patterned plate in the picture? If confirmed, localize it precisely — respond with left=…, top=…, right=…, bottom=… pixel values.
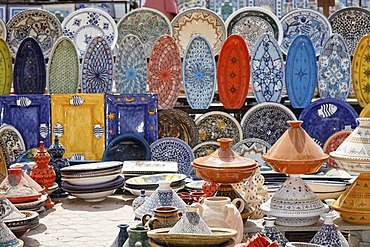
left=323, top=129, right=352, bottom=168
left=217, top=34, right=250, bottom=109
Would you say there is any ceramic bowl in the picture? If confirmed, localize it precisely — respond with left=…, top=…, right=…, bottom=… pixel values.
left=125, top=173, right=187, bottom=189
left=60, top=161, right=123, bottom=172
left=62, top=175, right=124, bottom=192
left=124, top=183, right=185, bottom=196
left=305, top=180, right=347, bottom=193
left=315, top=191, right=344, bottom=201
left=61, top=173, right=121, bottom=186
left=69, top=188, right=117, bottom=202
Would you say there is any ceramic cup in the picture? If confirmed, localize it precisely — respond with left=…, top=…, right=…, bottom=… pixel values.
left=142, top=206, right=182, bottom=230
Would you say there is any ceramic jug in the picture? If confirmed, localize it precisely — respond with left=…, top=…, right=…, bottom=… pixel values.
left=142, top=206, right=181, bottom=230
left=110, top=224, right=129, bottom=247
left=123, top=226, right=150, bottom=247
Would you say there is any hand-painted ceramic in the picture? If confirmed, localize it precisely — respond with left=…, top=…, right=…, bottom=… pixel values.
left=352, top=34, right=370, bottom=107
left=329, top=7, right=370, bottom=55
left=62, top=7, right=117, bottom=57
left=177, top=0, right=207, bottom=12
left=0, top=146, right=6, bottom=183
left=0, top=17, right=6, bottom=40
left=81, top=36, right=113, bottom=94
left=47, top=36, right=79, bottom=94
left=208, top=0, right=248, bottom=20
left=115, top=34, right=147, bottom=94
left=285, top=35, right=317, bottom=109
left=13, top=37, right=46, bottom=94
left=280, top=8, right=332, bottom=56
left=117, top=8, right=172, bottom=58
left=183, top=35, right=216, bottom=109
left=251, top=33, right=284, bottom=103
left=318, top=34, right=351, bottom=101
left=61, top=161, right=122, bottom=172
left=192, top=141, right=219, bottom=158
left=217, top=34, right=250, bottom=109
left=0, top=95, right=51, bottom=149
left=0, top=124, right=26, bottom=164
left=240, top=102, right=297, bottom=146
left=125, top=173, right=187, bottom=188
left=6, top=9, right=62, bottom=57
left=150, top=137, right=195, bottom=175
left=0, top=38, right=12, bottom=95
left=195, top=111, right=243, bottom=145
left=51, top=94, right=105, bottom=160
left=299, top=98, right=358, bottom=148
left=360, top=103, right=370, bottom=117
left=105, top=94, right=158, bottom=146
left=323, top=129, right=352, bottom=169
left=225, top=7, right=283, bottom=53
left=232, top=138, right=272, bottom=168
left=158, top=109, right=198, bottom=148
left=148, top=35, right=181, bottom=110
left=171, top=8, right=226, bottom=57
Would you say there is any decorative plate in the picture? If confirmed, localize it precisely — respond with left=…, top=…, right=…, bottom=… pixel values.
left=328, top=7, right=370, bottom=56
left=62, top=7, right=117, bottom=57
left=60, top=161, right=122, bottom=172
left=117, top=7, right=172, bottom=58
left=150, top=137, right=195, bottom=175
left=47, top=36, right=79, bottom=94
left=102, top=133, right=151, bottom=162
left=115, top=34, right=147, bottom=94
left=105, top=94, right=158, bottom=146
left=280, top=8, right=332, bottom=56
left=323, top=129, right=352, bottom=169
left=0, top=95, right=51, bottom=149
left=208, top=0, right=247, bottom=20
left=0, top=38, right=12, bottom=95
left=251, top=33, right=284, bottom=103
left=0, top=17, right=6, bottom=40
left=177, top=0, right=207, bottom=12
left=81, top=36, right=113, bottom=94
left=217, top=34, right=250, bottom=109
left=299, top=98, right=358, bottom=148
left=232, top=138, right=272, bottom=168
left=125, top=173, right=187, bottom=187
left=352, top=34, right=370, bottom=107
left=360, top=103, right=370, bottom=117
left=158, top=109, right=199, bottom=148
left=0, top=124, right=26, bottom=164
left=122, top=160, right=178, bottom=175
left=183, top=35, right=216, bottom=110
left=240, top=102, right=297, bottom=146
left=6, top=9, right=62, bottom=57
left=61, top=173, right=120, bottom=186
left=51, top=94, right=105, bottom=160
left=148, top=35, right=181, bottom=110
left=185, top=180, right=204, bottom=191
left=318, top=34, right=351, bottom=101
left=192, top=141, right=219, bottom=158
left=225, top=7, right=283, bottom=53
left=195, top=111, right=243, bottom=145
left=285, top=35, right=317, bottom=109
left=171, top=7, right=226, bottom=57
left=0, top=137, right=10, bottom=168
left=13, top=37, right=46, bottom=94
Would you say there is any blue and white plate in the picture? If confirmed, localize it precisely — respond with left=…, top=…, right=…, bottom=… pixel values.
left=232, top=138, right=272, bottom=168
left=183, top=34, right=216, bottom=109
left=299, top=98, right=358, bottom=148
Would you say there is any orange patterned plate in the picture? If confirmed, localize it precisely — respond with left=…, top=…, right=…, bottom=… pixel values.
left=323, top=129, right=352, bottom=168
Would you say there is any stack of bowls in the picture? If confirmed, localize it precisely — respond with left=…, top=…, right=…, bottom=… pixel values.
left=61, top=161, right=124, bottom=202
left=305, top=180, right=347, bottom=200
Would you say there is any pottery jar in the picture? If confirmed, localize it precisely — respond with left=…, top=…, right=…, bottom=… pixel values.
left=123, top=226, right=150, bottom=247
left=142, top=206, right=181, bottom=230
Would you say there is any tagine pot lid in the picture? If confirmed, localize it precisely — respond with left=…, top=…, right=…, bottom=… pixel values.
left=262, top=121, right=329, bottom=174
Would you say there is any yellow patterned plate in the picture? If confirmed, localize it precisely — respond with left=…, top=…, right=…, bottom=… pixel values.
left=51, top=94, right=105, bottom=160
left=360, top=103, right=370, bottom=117
left=0, top=38, right=12, bottom=95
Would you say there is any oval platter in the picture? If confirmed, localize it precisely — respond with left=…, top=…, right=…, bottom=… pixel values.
left=148, top=35, right=181, bottom=110
left=13, top=37, right=46, bottom=94
left=183, top=35, right=216, bottom=109
left=0, top=124, right=26, bottom=164
left=47, top=36, right=80, bottom=94
left=0, top=38, right=12, bottom=95
left=352, top=34, right=370, bottom=107
left=323, top=129, right=352, bottom=169
left=285, top=35, right=317, bottom=109
left=81, top=36, right=113, bottom=93
left=251, top=33, right=284, bottom=103
left=318, top=34, right=351, bottom=101
left=217, top=34, right=250, bottom=109
left=115, top=34, right=147, bottom=94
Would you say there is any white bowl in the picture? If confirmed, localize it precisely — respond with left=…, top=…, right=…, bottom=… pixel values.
left=70, top=189, right=117, bottom=202
left=61, top=173, right=120, bottom=186
left=305, top=180, right=347, bottom=193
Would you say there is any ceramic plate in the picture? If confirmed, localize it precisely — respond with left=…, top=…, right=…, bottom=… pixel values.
left=122, top=161, right=178, bottom=174
left=13, top=37, right=46, bottom=94
left=6, top=9, right=62, bottom=57
left=61, top=161, right=123, bottom=172
left=150, top=137, right=195, bottom=176
left=183, top=35, right=216, bottom=110
left=171, top=7, right=226, bottom=57
left=225, top=6, right=282, bottom=53
left=280, top=8, right=332, bottom=56
left=62, top=7, right=117, bottom=57
left=47, top=36, right=79, bottom=94
left=117, top=7, right=172, bottom=58
left=192, top=141, right=219, bottom=159
left=0, top=145, right=7, bottom=183
left=232, top=138, right=272, bottom=168
left=0, top=137, right=10, bottom=167
left=196, top=111, right=243, bottom=145
left=12, top=194, right=47, bottom=209
left=62, top=173, right=121, bottom=186
left=0, top=38, right=12, bottom=95
left=208, top=0, right=247, bottom=20
left=125, top=173, right=187, bottom=187
left=0, top=17, right=6, bottom=40
left=115, top=34, right=147, bottom=94
left=251, top=33, right=284, bottom=103
left=158, top=109, right=199, bottom=148
left=318, top=34, right=351, bottom=101
left=61, top=167, right=122, bottom=178
left=299, top=98, right=358, bottom=148
left=105, top=94, right=158, bottom=146
left=124, top=184, right=184, bottom=196
left=329, top=7, right=370, bottom=56
left=177, top=0, right=207, bottom=12
left=323, top=129, right=352, bottom=169
left=240, top=102, right=297, bottom=146
left=185, top=180, right=204, bottom=191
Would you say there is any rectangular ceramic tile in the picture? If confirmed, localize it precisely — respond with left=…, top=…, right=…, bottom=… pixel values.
left=0, top=94, right=51, bottom=149
left=51, top=94, right=105, bottom=160
left=105, top=94, right=158, bottom=146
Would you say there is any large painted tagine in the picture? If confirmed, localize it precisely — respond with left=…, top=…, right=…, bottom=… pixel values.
left=330, top=118, right=370, bottom=224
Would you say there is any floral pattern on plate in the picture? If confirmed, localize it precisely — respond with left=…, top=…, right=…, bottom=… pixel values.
left=0, top=124, right=26, bottom=164
left=177, top=0, right=207, bottom=12
left=192, top=141, right=219, bottom=159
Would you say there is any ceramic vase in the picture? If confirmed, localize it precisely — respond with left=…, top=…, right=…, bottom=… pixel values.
left=111, top=224, right=129, bottom=247
left=142, top=206, right=181, bottom=230
left=262, top=217, right=288, bottom=247
left=123, top=226, right=150, bottom=247
left=132, top=189, right=148, bottom=211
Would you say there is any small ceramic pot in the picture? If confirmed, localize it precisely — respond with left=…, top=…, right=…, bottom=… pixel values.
left=142, top=206, right=181, bottom=230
